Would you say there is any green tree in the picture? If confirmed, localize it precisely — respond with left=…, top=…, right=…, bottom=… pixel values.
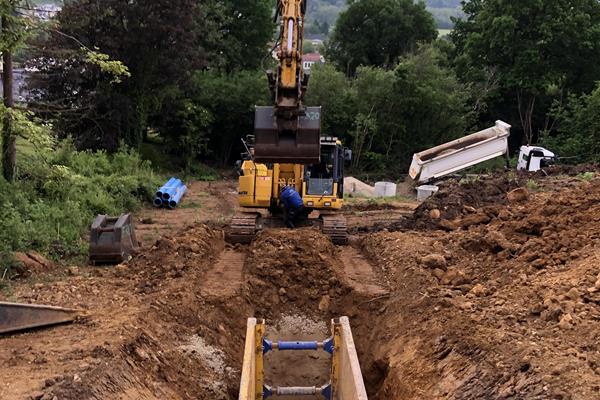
left=217, top=0, right=275, bottom=70
left=29, top=0, right=216, bottom=151
left=305, top=64, right=355, bottom=139
left=1, top=0, right=28, bottom=182
left=187, top=70, right=271, bottom=166
left=327, top=0, right=437, bottom=75
left=307, top=44, right=470, bottom=172
left=541, top=85, right=600, bottom=162
left=452, top=0, right=600, bottom=144
left=390, top=44, right=471, bottom=164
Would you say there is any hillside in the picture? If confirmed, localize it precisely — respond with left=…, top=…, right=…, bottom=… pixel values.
left=306, top=0, right=463, bottom=35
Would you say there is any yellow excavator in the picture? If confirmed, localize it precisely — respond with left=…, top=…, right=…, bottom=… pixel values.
left=228, top=0, right=350, bottom=245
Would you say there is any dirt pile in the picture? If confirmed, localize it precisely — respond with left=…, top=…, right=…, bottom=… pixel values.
left=412, top=174, right=522, bottom=228
left=126, top=224, right=224, bottom=290
left=356, top=178, right=600, bottom=399
left=243, top=228, right=350, bottom=315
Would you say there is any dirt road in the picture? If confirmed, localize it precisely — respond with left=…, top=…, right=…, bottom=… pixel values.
left=2, top=172, right=600, bottom=399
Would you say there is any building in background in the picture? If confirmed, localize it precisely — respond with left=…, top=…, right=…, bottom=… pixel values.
left=302, top=53, right=325, bottom=71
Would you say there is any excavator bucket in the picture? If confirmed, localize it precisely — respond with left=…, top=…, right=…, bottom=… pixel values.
left=0, top=302, right=79, bottom=334
left=89, top=213, right=139, bottom=264
left=253, top=106, right=322, bottom=163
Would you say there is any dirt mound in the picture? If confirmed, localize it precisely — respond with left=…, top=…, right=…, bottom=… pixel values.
left=412, top=174, right=521, bottom=227
left=356, top=177, right=600, bottom=399
left=243, top=228, right=350, bottom=315
left=125, top=224, right=224, bottom=290
left=12, top=251, right=56, bottom=278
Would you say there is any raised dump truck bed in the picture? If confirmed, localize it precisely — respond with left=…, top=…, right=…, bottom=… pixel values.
left=239, top=317, right=368, bottom=400
left=409, top=120, right=511, bottom=184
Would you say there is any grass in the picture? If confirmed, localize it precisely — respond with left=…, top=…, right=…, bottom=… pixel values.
left=526, top=179, right=542, bottom=192
left=576, top=171, right=596, bottom=181
left=180, top=201, right=202, bottom=209
left=345, top=194, right=414, bottom=207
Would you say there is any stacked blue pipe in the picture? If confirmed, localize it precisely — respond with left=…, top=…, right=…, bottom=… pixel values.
left=168, top=185, right=187, bottom=209
left=154, top=177, right=186, bottom=208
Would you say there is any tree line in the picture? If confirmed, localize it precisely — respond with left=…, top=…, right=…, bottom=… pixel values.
left=4, top=0, right=600, bottom=178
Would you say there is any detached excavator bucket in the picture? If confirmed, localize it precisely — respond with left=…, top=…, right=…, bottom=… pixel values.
left=89, top=213, right=139, bottom=265
left=253, top=106, right=321, bottom=163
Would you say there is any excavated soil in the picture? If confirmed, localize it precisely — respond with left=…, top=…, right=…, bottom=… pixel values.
left=2, top=173, right=600, bottom=400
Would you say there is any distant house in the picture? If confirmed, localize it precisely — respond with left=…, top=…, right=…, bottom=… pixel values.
left=303, top=53, right=325, bottom=71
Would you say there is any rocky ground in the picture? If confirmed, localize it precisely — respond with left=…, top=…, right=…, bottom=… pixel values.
left=1, top=168, right=600, bottom=399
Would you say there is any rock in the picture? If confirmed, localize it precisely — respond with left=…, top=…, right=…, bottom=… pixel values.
left=67, top=266, right=79, bottom=275
left=438, top=219, right=458, bottom=231
left=498, top=209, right=513, bottom=221
left=470, top=283, right=486, bottom=297
left=318, top=295, right=330, bottom=312
left=28, top=392, right=45, bottom=400
left=432, top=268, right=446, bottom=280
left=421, top=254, right=447, bottom=269
left=441, top=268, right=470, bottom=286
left=278, top=287, right=287, bottom=296
left=542, top=305, right=563, bottom=322
left=463, top=205, right=477, bottom=213
left=429, top=209, right=441, bottom=219
left=507, top=187, right=530, bottom=203
left=43, top=378, right=56, bottom=388
left=457, top=212, right=491, bottom=228
left=485, top=230, right=516, bottom=252
left=565, top=287, right=580, bottom=301
left=558, top=313, right=573, bottom=329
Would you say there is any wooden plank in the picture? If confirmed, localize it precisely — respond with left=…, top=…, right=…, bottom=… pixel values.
left=239, top=318, right=257, bottom=400
left=337, top=316, right=368, bottom=400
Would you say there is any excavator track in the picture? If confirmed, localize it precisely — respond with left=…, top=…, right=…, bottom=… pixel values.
left=321, top=214, right=348, bottom=245
left=227, top=212, right=262, bottom=244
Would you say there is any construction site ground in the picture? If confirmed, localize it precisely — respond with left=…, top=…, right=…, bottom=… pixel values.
left=2, top=169, right=600, bottom=399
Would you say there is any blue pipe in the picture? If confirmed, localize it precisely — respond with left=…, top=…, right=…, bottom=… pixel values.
left=263, top=338, right=326, bottom=353
left=168, top=185, right=187, bottom=209
left=153, top=197, right=164, bottom=207
left=156, top=177, right=176, bottom=198
left=278, top=341, right=319, bottom=351
left=162, top=179, right=182, bottom=200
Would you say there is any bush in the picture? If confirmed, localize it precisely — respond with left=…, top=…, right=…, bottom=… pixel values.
left=0, top=137, right=160, bottom=266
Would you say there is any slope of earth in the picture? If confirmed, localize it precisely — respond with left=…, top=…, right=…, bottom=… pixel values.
left=359, top=177, right=600, bottom=399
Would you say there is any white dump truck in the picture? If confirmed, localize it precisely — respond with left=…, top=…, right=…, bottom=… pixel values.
left=409, top=120, right=512, bottom=184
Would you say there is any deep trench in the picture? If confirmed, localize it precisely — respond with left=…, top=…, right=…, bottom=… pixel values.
left=215, top=238, right=392, bottom=399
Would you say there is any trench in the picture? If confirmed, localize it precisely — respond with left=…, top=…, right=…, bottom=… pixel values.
left=209, top=229, right=393, bottom=399
left=39, top=227, right=398, bottom=400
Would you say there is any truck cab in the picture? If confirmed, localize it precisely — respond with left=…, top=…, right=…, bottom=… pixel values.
left=517, top=145, right=556, bottom=172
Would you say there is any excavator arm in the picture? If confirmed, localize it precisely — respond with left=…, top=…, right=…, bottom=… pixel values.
left=254, top=0, right=321, bottom=164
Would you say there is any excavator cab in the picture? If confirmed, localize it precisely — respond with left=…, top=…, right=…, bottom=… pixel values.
left=304, top=137, right=345, bottom=199
left=253, top=106, right=322, bottom=164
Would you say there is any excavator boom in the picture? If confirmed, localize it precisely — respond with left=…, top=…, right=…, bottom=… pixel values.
left=253, top=0, right=321, bottom=163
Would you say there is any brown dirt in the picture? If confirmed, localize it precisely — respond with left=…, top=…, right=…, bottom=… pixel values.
left=2, top=173, right=600, bottom=400
left=358, top=177, right=600, bottom=399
